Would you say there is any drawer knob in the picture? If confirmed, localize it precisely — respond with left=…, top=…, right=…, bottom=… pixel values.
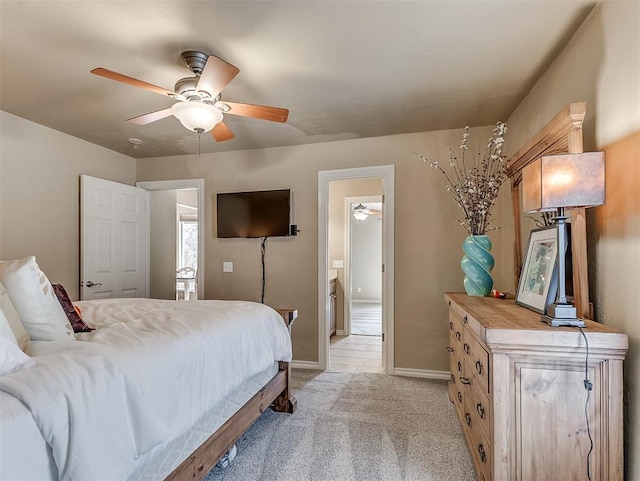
left=459, top=376, right=471, bottom=385
left=457, top=391, right=463, bottom=403
left=450, top=374, right=455, bottom=383
left=455, top=331, right=461, bottom=341
left=475, top=360, right=484, bottom=375
left=446, top=347, right=454, bottom=353
left=477, top=444, right=486, bottom=463
left=457, top=361, right=462, bottom=373
left=476, top=402, right=485, bottom=419
left=463, top=343, right=470, bottom=355
left=449, top=321, right=454, bottom=331
left=448, top=300, right=452, bottom=306
left=465, top=412, right=472, bottom=427
left=463, top=315, right=468, bottom=324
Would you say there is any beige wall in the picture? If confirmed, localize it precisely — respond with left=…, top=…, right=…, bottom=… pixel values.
left=495, top=2, right=640, bottom=478
left=0, top=111, right=136, bottom=300
left=137, top=126, right=494, bottom=368
left=177, top=189, right=198, bottom=209
left=328, top=178, right=383, bottom=331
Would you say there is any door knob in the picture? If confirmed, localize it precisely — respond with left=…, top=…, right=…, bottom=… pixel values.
left=85, top=281, right=102, bottom=287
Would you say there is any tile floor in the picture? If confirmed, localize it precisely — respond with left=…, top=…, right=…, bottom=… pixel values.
left=329, top=334, right=383, bottom=373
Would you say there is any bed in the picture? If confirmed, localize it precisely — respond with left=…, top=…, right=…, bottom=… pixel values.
left=0, top=257, right=296, bottom=481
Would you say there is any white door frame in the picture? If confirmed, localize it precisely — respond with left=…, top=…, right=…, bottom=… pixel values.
left=318, top=165, right=394, bottom=373
left=136, top=179, right=205, bottom=299
left=344, top=194, right=383, bottom=337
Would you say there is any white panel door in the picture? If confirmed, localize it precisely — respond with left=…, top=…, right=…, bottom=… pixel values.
left=81, top=175, right=148, bottom=300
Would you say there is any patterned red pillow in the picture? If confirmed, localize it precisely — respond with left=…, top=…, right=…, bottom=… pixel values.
left=52, top=284, right=93, bottom=333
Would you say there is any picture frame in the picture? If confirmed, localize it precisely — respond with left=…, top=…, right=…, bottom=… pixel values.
left=516, top=226, right=559, bottom=314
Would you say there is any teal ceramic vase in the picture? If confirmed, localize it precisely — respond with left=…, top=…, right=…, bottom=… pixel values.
left=461, top=235, right=494, bottom=296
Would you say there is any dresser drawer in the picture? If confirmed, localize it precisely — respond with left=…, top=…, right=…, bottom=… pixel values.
left=468, top=372, right=492, bottom=440
left=468, top=413, right=492, bottom=481
left=449, top=311, right=464, bottom=349
left=464, top=388, right=492, bottom=481
left=450, top=382, right=465, bottom=417
left=467, top=331, right=490, bottom=395
left=448, top=313, right=465, bottom=415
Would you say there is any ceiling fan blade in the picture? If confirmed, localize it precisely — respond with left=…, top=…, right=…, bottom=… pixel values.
left=91, top=68, right=176, bottom=97
left=126, top=107, right=174, bottom=125
left=211, top=121, right=235, bottom=142
left=196, top=55, right=240, bottom=98
left=223, top=101, right=289, bottom=123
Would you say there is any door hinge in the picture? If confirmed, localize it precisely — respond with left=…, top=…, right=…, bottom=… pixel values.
left=382, top=264, right=385, bottom=273
left=382, top=333, right=385, bottom=342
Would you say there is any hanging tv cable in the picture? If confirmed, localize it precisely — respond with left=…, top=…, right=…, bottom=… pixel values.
left=260, top=237, right=268, bottom=304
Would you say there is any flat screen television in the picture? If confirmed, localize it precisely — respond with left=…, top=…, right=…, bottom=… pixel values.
left=216, top=189, right=291, bottom=238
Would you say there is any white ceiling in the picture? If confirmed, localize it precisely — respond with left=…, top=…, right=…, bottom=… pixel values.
left=0, top=1, right=595, bottom=158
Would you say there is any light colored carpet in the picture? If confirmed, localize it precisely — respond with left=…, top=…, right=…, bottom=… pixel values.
left=351, top=302, right=382, bottom=336
left=205, top=369, right=475, bottom=481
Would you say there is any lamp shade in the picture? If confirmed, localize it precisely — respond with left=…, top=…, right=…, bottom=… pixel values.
left=522, top=152, right=605, bottom=213
left=171, top=101, right=223, bottom=133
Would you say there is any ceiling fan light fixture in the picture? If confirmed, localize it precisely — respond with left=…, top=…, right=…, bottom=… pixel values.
left=171, top=101, right=223, bottom=133
left=353, top=203, right=369, bottom=221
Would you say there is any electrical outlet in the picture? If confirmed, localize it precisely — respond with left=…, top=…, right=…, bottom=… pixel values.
left=223, top=262, right=233, bottom=273
left=332, top=260, right=344, bottom=269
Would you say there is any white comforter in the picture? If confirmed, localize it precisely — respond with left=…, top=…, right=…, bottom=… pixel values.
left=0, top=299, right=292, bottom=481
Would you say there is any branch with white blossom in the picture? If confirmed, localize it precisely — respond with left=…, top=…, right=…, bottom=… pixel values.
left=414, top=122, right=508, bottom=235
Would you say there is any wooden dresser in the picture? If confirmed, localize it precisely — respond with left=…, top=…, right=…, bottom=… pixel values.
left=445, top=293, right=628, bottom=481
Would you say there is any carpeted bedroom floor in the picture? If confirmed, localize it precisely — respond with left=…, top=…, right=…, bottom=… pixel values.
left=205, top=369, right=475, bottom=481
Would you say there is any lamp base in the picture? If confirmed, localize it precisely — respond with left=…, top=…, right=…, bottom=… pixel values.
left=541, top=315, right=585, bottom=328
left=541, top=303, right=585, bottom=328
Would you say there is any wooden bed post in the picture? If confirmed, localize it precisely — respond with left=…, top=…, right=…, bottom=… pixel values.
left=274, top=309, right=298, bottom=414
left=273, top=361, right=297, bottom=413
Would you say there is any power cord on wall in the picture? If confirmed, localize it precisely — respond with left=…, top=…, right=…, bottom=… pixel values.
left=260, top=237, right=268, bottom=304
left=577, top=326, right=594, bottom=481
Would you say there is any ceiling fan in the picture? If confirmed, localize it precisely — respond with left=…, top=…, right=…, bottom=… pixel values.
left=91, top=51, right=289, bottom=141
left=353, top=204, right=382, bottom=221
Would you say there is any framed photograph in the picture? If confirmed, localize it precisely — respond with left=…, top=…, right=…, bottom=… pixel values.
left=516, top=226, right=559, bottom=314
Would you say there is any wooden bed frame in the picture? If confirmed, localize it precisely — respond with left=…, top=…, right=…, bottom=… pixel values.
left=165, top=309, right=298, bottom=481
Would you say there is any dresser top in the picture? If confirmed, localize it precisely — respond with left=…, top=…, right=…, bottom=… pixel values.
left=445, top=292, right=628, bottom=352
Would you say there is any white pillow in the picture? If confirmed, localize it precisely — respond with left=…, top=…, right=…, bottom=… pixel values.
left=0, top=280, right=31, bottom=352
left=0, top=257, right=75, bottom=341
left=0, top=308, right=18, bottom=345
left=0, top=335, right=36, bottom=376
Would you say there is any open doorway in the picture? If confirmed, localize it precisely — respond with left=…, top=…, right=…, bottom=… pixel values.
left=328, top=185, right=383, bottom=373
left=348, top=196, right=383, bottom=337
left=176, top=189, right=198, bottom=300
left=318, top=166, right=394, bottom=374
left=136, top=179, right=205, bottom=300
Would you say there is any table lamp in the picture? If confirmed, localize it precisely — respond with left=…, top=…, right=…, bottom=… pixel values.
left=522, top=152, right=605, bottom=327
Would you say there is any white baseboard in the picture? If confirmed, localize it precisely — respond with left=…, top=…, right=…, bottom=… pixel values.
left=335, top=329, right=346, bottom=336
left=351, top=299, right=382, bottom=304
left=392, top=368, right=450, bottom=380
left=291, top=360, right=320, bottom=370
